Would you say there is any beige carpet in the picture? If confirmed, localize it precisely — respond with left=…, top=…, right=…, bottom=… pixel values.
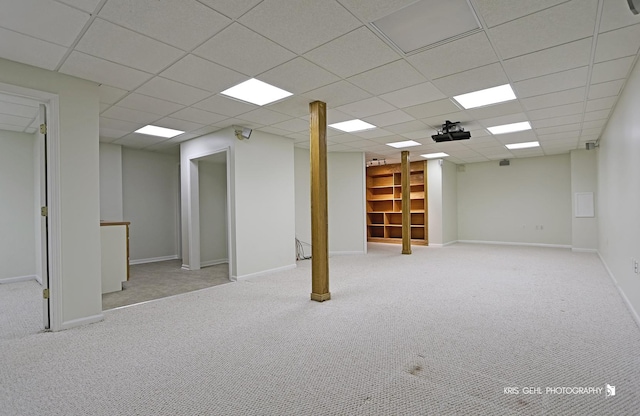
left=102, top=260, right=230, bottom=310
left=0, top=279, right=43, bottom=340
left=1, top=243, right=639, bottom=415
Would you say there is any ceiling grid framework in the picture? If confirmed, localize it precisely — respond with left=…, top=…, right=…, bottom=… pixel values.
left=0, top=0, right=637, bottom=163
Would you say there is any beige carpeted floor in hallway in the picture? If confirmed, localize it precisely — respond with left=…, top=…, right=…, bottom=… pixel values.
left=1, top=243, right=639, bottom=415
left=102, top=260, right=230, bottom=310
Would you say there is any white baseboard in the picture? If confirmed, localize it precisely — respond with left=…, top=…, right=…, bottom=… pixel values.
left=457, top=240, right=571, bottom=249
left=598, top=252, right=640, bottom=330
left=428, top=243, right=443, bottom=248
left=444, top=240, right=458, bottom=247
left=201, top=258, right=228, bottom=267
left=0, top=275, right=37, bottom=284
left=236, top=264, right=296, bottom=281
left=129, top=255, right=179, bottom=265
left=60, top=313, right=104, bottom=331
left=572, top=248, right=598, bottom=253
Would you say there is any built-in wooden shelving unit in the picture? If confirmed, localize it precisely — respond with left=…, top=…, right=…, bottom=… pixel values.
left=366, top=161, right=428, bottom=245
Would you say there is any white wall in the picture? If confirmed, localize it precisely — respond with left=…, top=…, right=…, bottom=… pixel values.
left=181, top=127, right=296, bottom=279
left=597, top=58, right=640, bottom=321
left=442, top=160, right=458, bottom=244
left=427, top=159, right=443, bottom=246
left=457, top=155, right=572, bottom=246
left=198, top=160, right=227, bottom=266
left=0, top=130, right=35, bottom=280
left=99, top=143, right=123, bottom=221
left=294, top=148, right=367, bottom=254
left=122, top=148, right=180, bottom=262
left=0, top=57, right=102, bottom=328
left=570, top=149, right=598, bottom=251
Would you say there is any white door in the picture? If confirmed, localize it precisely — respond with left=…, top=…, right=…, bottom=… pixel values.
left=38, top=104, right=50, bottom=329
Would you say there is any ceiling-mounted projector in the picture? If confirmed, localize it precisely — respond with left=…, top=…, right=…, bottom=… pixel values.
left=431, top=120, right=471, bottom=142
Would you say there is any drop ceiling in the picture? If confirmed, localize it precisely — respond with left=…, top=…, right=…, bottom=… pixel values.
left=0, top=0, right=638, bottom=164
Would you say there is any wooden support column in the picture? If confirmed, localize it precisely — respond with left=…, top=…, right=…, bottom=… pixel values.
left=309, top=101, right=330, bottom=302
left=401, top=151, right=412, bottom=254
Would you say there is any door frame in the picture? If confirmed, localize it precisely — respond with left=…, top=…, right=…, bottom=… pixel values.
left=0, top=82, right=62, bottom=331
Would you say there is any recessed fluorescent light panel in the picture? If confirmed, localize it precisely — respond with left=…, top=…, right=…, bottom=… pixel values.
left=135, top=125, right=184, bottom=138
left=329, top=119, right=376, bottom=133
left=386, top=140, right=421, bottom=148
left=421, top=152, right=449, bottom=159
left=453, top=84, right=516, bottom=109
left=505, top=141, right=540, bottom=150
left=487, top=121, right=532, bottom=135
left=372, top=0, right=481, bottom=54
left=221, top=78, right=292, bottom=106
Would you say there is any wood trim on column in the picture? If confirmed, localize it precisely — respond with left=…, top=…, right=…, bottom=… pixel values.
left=401, top=151, right=412, bottom=254
left=309, top=101, right=330, bottom=302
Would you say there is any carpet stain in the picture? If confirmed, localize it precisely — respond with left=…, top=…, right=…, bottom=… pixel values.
left=408, top=364, right=422, bottom=375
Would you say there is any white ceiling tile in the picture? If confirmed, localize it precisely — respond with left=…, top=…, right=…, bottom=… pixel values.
left=194, top=23, right=296, bottom=77
left=337, top=0, right=418, bottom=22
left=99, top=0, right=231, bottom=50
left=520, top=87, right=585, bottom=111
left=304, top=27, right=400, bottom=79
left=478, top=112, right=528, bottom=128
left=265, top=96, right=313, bottom=118
left=379, top=82, right=446, bottom=108
left=196, top=0, right=263, bottom=19
left=582, top=119, right=606, bottom=130
left=513, top=67, right=588, bottom=98
left=347, top=60, right=426, bottom=95
left=465, top=100, right=524, bottom=120
left=585, top=96, right=617, bottom=112
left=488, top=0, right=598, bottom=59
left=239, top=0, right=361, bottom=54
left=303, top=81, right=372, bottom=108
left=0, top=27, right=68, bottom=71
left=116, top=93, right=185, bottom=116
left=99, top=85, right=128, bottom=104
left=259, top=126, right=292, bottom=137
left=0, top=0, right=89, bottom=47
left=270, top=118, right=309, bottom=133
left=99, top=103, right=111, bottom=113
left=56, top=0, right=101, bottom=13
left=336, top=97, right=396, bottom=118
left=59, top=51, right=152, bottom=91
left=154, top=117, right=206, bottom=132
left=101, top=105, right=161, bottom=125
left=535, top=123, right=582, bottom=136
left=579, top=134, right=600, bottom=143
left=327, top=144, right=360, bottom=152
left=599, top=0, right=640, bottom=32
left=136, top=77, right=212, bottom=106
left=490, top=130, right=537, bottom=145
left=465, top=137, right=503, bottom=148
left=588, top=79, right=625, bottom=100
left=502, top=38, right=592, bottom=82
left=538, top=131, right=580, bottom=141
left=363, top=110, right=413, bottom=127
left=422, top=112, right=469, bottom=130
left=76, top=19, right=184, bottom=74
left=594, top=24, right=640, bottom=62
left=408, top=32, right=499, bottom=80
left=531, top=114, right=583, bottom=129
left=100, top=117, right=145, bottom=132
left=161, top=54, right=247, bottom=93
left=583, top=109, right=611, bottom=122
left=590, top=56, right=636, bottom=84
left=171, top=107, right=227, bottom=125
left=403, top=99, right=460, bottom=119
left=528, top=102, right=584, bottom=120
left=236, top=108, right=292, bottom=125
left=472, top=0, right=568, bottom=28
left=114, top=133, right=168, bottom=148
left=352, top=128, right=393, bottom=139
left=259, top=57, right=340, bottom=95
left=99, top=127, right=129, bottom=140
left=327, top=109, right=354, bottom=124
left=193, top=94, right=257, bottom=117
left=384, top=120, right=428, bottom=134
left=431, top=63, right=509, bottom=97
